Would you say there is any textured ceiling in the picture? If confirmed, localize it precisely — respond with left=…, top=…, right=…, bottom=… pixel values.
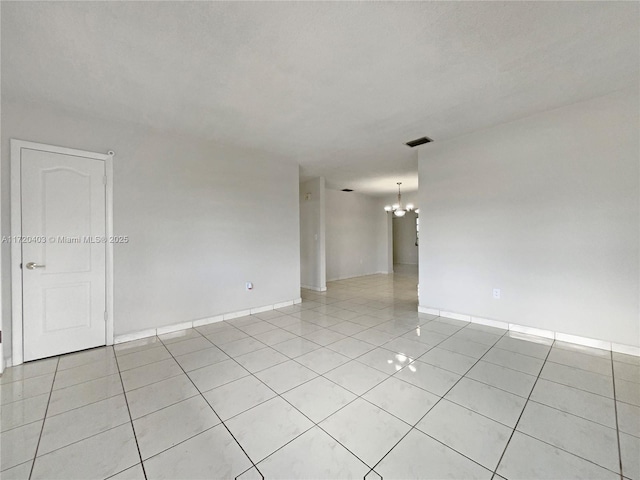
left=2, top=2, right=638, bottom=195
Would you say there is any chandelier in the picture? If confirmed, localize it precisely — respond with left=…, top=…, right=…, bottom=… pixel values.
left=384, top=182, right=415, bottom=217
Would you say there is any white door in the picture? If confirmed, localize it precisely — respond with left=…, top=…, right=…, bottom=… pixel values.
left=21, top=148, right=107, bottom=361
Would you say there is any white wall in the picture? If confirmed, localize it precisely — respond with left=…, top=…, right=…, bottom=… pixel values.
left=418, top=88, right=639, bottom=347
left=393, top=211, right=419, bottom=265
left=300, top=177, right=326, bottom=291
left=1, top=100, right=301, bottom=361
left=325, top=189, right=385, bottom=281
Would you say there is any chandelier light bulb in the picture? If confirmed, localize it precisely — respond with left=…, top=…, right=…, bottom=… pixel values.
left=383, top=181, right=417, bottom=217
left=384, top=182, right=418, bottom=217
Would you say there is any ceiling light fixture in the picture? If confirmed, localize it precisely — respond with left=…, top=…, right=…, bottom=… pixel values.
left=384, top=182, right=414, bottom=217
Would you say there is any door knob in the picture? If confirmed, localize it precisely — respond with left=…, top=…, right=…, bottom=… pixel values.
left=25, top=262, right=45, bottom=270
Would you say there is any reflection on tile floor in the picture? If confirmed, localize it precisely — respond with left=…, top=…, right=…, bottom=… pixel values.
left=1, top=272, right=639, bottom=479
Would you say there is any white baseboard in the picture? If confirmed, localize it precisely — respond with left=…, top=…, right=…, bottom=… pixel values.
left=509, top=323, right=555, bottom=340
left=327, top=271, right=388, bottom=282
left=115, top=329, right=156, bottom=345
left=114, top=297, right=301, bottom=345
left=439, top=311, right=471, bottom=322
left=250, top=305, right=273, bottom=314
left=418, top=306, right=440, bottom=316
left=156, top=322, right=193, bottom=336
left=223, top=309, right=251, bottom=321
left=420, top=305, right=640, bottom=357
left=301, top=284, right=327, bottom=292
left=193, top=315, right=224, bottom=328
left=471, top=316, right=509, bottom=331
left=274, top=300, right=294, bottom=309
left=612, top=342, right=640, bottom=357
left=555, top=332, right=611, bottom=351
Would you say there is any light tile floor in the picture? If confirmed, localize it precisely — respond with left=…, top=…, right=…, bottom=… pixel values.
left=1, top=272, right=639, bottom=479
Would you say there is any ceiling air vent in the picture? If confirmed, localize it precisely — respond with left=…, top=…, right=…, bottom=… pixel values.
left=405, top=136, right=433, bottom=148
left=341, top=189, right=354, bottom=192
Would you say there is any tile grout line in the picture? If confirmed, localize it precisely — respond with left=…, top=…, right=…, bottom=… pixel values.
left=511, top=429, right=625, bottom=477
left=20, top=422, right=136, bottom=469
left=113, top=346, right=149, bottom=480
left=28, top=273, right=626, bottom=479
left=447, top=338, right=628, bottom=418
left=509, top=396, right=618, bottom=434
left=313, top=317, right=470, bottom=401
left=31, top=351, right=179, bottom=408
left=330, top=317, right=507, bottom=478
left=239, top=361, right=372, bottom=472
left=5, top=358, right=150, bottom=464
left=193, top=322, right=361, bottom=474
left=489, top=338, right=555, bottom=477
left=416, top=325, right=625, bottom=474
left=0, top=369, right=56, bottom=390
left=365, top=326, right=511, bottom=476
left=285, top=321, right=447, bottom=402
left=17, top=363, right=123, bottom=425
left=531, top=372, right=617, bottom=403
left=3, top=276, right=416, bottom=477
left=188, top=309, right=425, bottom=473
left=543, top=357, right=616, bottom=378
left=194, top=335, right=324, bottom=475
left=44, top=358, right=123, bottom=393
left=156, top=331, right=266, bottom=479
left=111, top=316, right=584, bottom=476
left=486, top=353, right=632, bottom=477
left=160, top=307, right=509, bottom=475
left=28, top=356, right=60, bottom=480
left=265, top=345, right=407, bottom=471
left=198, top=323, right=364, bottom=480
left=610, top=350, right=624, bottom=480
left=384, top=326, right=508, bottom=462
left=1, top=418, right=45, bottom=436
left=1, top=360, right=115, bottom=402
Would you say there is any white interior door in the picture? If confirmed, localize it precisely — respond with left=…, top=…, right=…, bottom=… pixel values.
left=21, top=148, right=107, bottom=361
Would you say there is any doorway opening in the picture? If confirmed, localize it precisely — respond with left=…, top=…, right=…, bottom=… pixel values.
left=392, top=210, right=419, bottom=276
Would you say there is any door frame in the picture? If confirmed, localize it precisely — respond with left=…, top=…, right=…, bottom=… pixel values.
left=10, top=139, right=114, bottom=366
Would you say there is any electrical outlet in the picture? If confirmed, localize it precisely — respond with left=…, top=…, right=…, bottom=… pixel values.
left=493, top=288, right=501, bottom=299
left=246, top=282, right=253, bottom=291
